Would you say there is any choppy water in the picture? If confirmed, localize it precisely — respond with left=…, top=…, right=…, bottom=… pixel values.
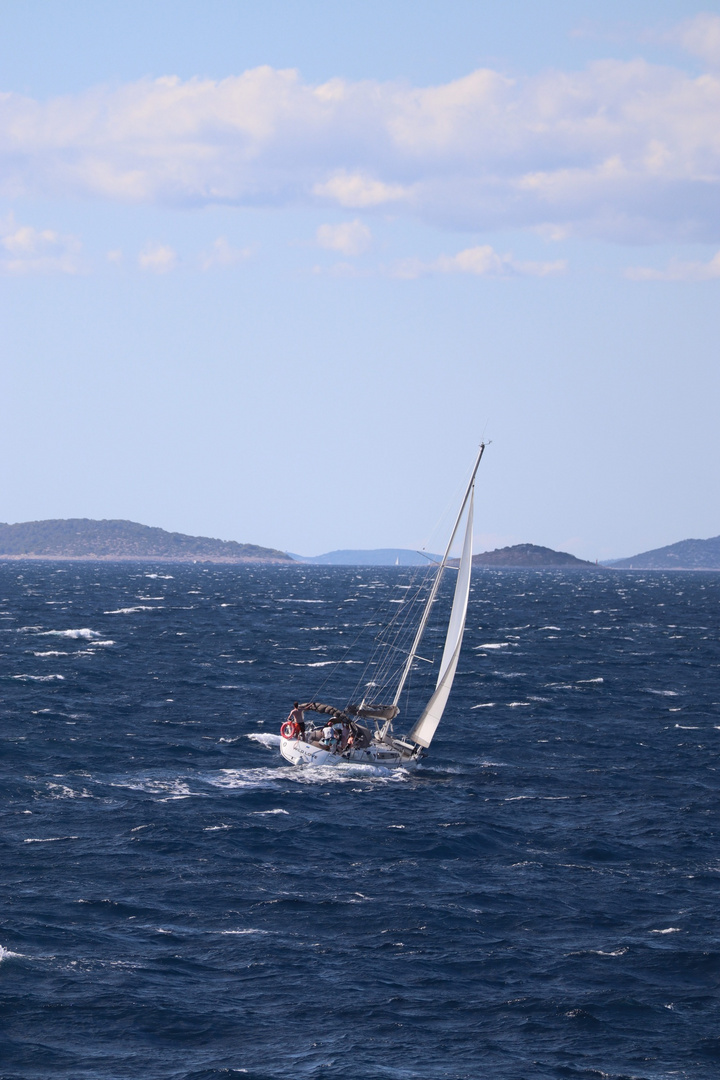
left=1, top=562, right=719, bottom=1080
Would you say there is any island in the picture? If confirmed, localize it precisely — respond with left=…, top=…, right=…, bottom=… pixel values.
left=607, top=535, right=720, bottom=570
left=472, top=543, right=595, bottom=568
left=293, top=544, right=595, bottom=567
left=0, top=519, right=293, bottom=563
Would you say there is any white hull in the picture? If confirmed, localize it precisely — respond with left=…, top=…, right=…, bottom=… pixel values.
left=279, top=734, right=410, bottom=767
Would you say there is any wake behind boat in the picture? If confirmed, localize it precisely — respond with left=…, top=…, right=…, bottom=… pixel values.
left=279, top=444, right=486, bottom=767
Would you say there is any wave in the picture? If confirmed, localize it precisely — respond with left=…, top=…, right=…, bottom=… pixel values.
left=248, top=732, right=282, bottom=748
left=46, top=783, right=93, bottom=799
left=109, top=778, right=208, bottom=799
left=104, top=606, right=159, bottom=614
left=207, top=763, right=409, bottom=789
left=12, top=674, right=65, bottom=681
left=24, top=836, right=79, bottom=843
left=0, top=945, right=23, bottom=962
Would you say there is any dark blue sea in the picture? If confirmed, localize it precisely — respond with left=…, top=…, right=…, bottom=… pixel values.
left=1, top=562, right=719, bottom=1080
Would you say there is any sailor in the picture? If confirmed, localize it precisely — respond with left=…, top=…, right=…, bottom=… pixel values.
left=320, top=722, right=336, bottom=749
left=287, top=702, right=306, bottom=740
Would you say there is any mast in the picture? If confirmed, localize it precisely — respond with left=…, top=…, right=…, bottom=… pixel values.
left=387, top=442, right=485, bottom=717
left=407, top=486, right=474, bottom=748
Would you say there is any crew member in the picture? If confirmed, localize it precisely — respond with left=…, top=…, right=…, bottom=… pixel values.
left=287, top=702, right=306, bottom=740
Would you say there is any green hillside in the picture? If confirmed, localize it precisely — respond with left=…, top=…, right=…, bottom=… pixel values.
left=472, top=544, right=594, bottom=568
left=608, top=536, right=720, bottom=570
left=0, top=519, right=292, bottom=562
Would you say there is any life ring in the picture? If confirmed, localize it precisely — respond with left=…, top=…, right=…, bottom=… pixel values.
left=281, top=721, right=298, bottom=739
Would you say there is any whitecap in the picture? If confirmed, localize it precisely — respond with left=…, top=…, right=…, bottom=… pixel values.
left=218, top=929, right=270, bottom=935
left=0, top=945, right=23, bottom=962
left=650, top=927, right=681, bottom=934
left=24, top=836, right=79, bottom=843
left=507, top=701, right=530, bottom=707
left=577, top=678, right=604, bottom=684
left=471, top=703, right=495, bottom=709
left=110, top=778, right=206, bottom=799
left=276, top=598, right=325, bottom=603
left=252, top=809, right=290, bottom=815
left=32, top=650, right=68, bottom=657
left=41, top=628, right=102, bottom=640
left=476, top=643, right=510, bottom=649
left=104, top=607, right=159, bottom=615
left=646, top=689, right=680, bottom=697
left=46, top=783, right=93, bottom=799
left=209, top=763, right=409, bottom=789
left=12, top=674, right=65, bottom=681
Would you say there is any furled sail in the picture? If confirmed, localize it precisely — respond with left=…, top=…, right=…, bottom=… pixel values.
left=407, top=489, right=474, bottom=749
left=348, top=704, right=399, bottom=721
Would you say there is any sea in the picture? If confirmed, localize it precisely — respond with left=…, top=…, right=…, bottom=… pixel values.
left=1, top=562, right=719, bottom=1080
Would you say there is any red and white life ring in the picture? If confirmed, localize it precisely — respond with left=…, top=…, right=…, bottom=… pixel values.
left=281, top=721, right=298, bottom=739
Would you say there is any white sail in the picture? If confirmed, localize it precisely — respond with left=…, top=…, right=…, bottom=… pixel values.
left=407, top=489, right=474, bottom=749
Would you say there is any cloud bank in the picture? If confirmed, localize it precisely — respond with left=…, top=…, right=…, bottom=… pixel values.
left=1, top=21, right=720, bottom=244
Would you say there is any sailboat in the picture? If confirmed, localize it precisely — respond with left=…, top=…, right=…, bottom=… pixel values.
left=279, top=444, right=486, bottom=767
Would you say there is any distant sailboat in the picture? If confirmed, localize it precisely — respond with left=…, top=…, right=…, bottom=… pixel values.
left=279, top=445, right=486, bottom=766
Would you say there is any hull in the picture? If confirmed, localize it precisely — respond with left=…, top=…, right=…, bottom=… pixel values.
left=280, top=734, right=411, bottom=767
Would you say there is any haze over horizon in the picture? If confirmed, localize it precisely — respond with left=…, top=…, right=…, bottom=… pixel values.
left=1, top=1, right=719, bottom=562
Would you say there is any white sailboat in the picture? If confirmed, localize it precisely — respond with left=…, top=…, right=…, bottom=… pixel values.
left=279, top=444, right=486, bottom=767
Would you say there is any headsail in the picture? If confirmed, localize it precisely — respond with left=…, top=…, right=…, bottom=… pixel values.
left=407, top=488, right=474, bottom=749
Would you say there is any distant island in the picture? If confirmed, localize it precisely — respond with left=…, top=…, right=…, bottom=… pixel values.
left=293, top=544, right=594, bottom=567
left=0, top=519, right=292, bottom=563
left=607, top=535, right=720, bottom=570
left=291, top=548, right=439, bottom=566
left=472, top=544, right=594, bottom=568
left=5, top=518, right=718, bottom=570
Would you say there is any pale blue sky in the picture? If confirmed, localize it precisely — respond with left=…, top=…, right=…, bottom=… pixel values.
left=0, top=1, right=718, bottom=559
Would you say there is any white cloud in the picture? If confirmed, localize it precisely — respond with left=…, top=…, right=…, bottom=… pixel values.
left=394, top=244, right=566, bottom=279
left=0, top=46, right=719, bottom=242
left=0, top=217, right=82, bottom=274
left=199, top=236, right=252, bottom=270
left=313, top=173, right=409, bottom=208
left=672, top=14, right=720, bottom=67
left=138, top=243, right=177, bottom=273
left=625, top=249, right=720, bottom=281
left=316, top=219, right=371, bottom=256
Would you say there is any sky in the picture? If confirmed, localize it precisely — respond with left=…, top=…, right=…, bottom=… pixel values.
left=0, top=0, right=719, bottom=561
